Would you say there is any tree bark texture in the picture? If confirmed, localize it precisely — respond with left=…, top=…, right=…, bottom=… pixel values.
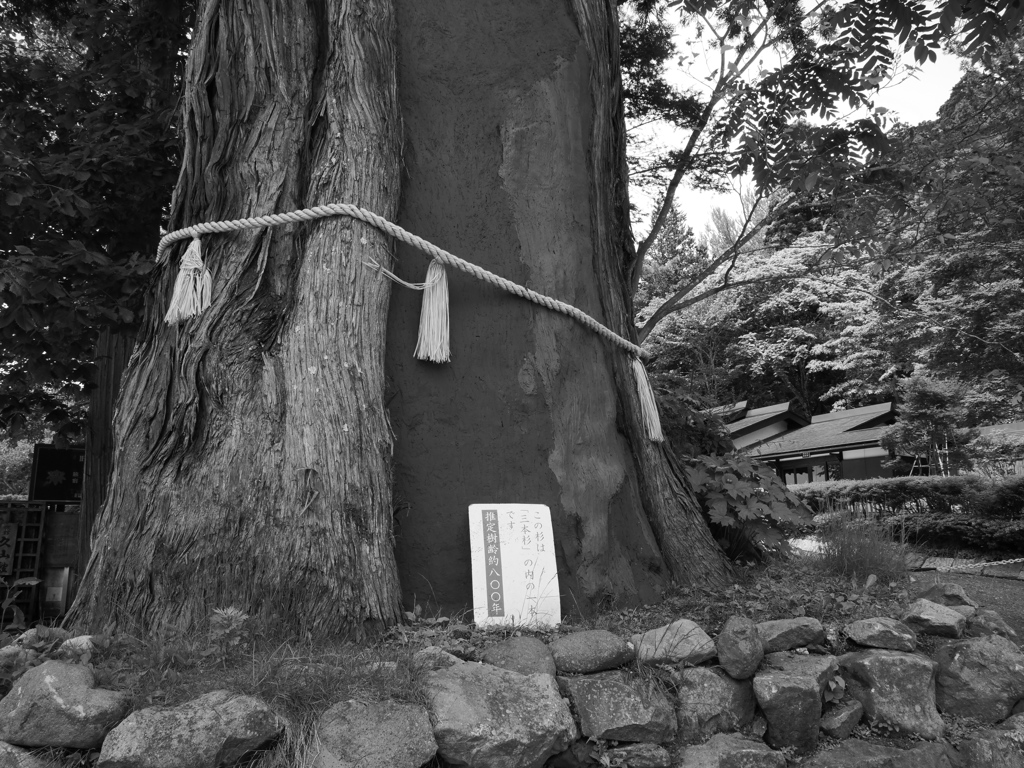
left=386, top=0, right=732, bottom=615
left=71, top=0, right=403, bottom=637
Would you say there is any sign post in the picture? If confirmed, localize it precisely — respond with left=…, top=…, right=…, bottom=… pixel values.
left=468, top=503, right=561, bottom=628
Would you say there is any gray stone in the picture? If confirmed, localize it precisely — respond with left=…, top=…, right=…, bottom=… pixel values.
left=412, top=646, right=462, bottom=671
left=0, top=660, right=130, bottom=749
left=0, top=741, right=50, bottom=768
left=838, top=649, right=943, bottom=739
left=312, top=700, right=436, bottom=768
left=545, top=740, right=593, bottom=768
left=14, top=627, right=71, bottom=648
left=819, top=697, right=863, bottom=739
left=561, top=671, right=675, bottom=743
left=798, top=740, right=904, bottom=768
left=716, top=616, right=764, bottom=680
left=844, top=617, right=917, bottom=652
left=799, top=739, right=958, bottom=768
left=967, top=609, right=1019, bottom=641
left=902, top=742, right=961, bottom=768
left=97, top=690, right=285, bottom=768
left=604, top=743, right=672, bottom=768
left=673, top=666, right=755, bottom=744
left=57, top=636, right=97, bottom=657
left=935, top=634, right=1024, bottom=722
left=901, top=599, right=967, bottom=638
left=752, top=652, right=838, bottom=754
left=423, top=662, right=576, bottom=768
left=548, top=630, right=632, bottom=675
left=959, top=713, right=1024, bottom=768
left=756, top=617, right=825, bottom=653
left=482, top=636, right=556, bottom=677
left=918, top=582, right=979, bottom=608
left=676, top=733, right=786, bottom=768
left=951, top=604, right=978, bottom=619
left=631, top=619, right=715, bottom=665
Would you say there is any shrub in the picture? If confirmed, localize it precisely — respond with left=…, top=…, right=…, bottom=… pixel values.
left=795, top=474, right=1024, bottom=556
left=685, top=453, right=813, bottom=559
left=792, top=474, right=1024, bottom=519
left=0, top=442, right=32, bottom=498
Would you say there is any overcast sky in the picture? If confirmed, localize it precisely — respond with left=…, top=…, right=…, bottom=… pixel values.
left=636, top=49, right=967, bottom=238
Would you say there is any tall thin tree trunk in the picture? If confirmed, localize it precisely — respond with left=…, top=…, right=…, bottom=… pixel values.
left=80, top=327, right=134, bottom=585
left=386, top=0, right=731, bottom=616
left=71, top=0, right=403, bottom=637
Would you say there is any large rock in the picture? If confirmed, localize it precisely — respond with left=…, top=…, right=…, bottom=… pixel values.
left=423, top=662, right=576, bottom=768
left=482, top=636, right=556, bottom=677
left=838, top=649, right=943, bottom=739
left=901, top=599, right=967, bottom=638
left=958, top=712, right=1024, bottom=768
left=631, top=619, right=715, bottom=665
left=752, top=651, right=837, bottom=754
left=800, top=739, right=958, bottom=768
left=819, top=697, right=863, bottom=740
left=0, top=660, right=130, bottom=749
left=97, top=690, right=285, bottom=768
left=604, top=743, right=672, bottom=768
left=548, top=630, right=632, bottom=675
left=934, top=634, right=1024, bottom=722
left=917, top=582, right=979, bottom=608
left=412, top=646, right=463, bottom=671
left=756, top=617, right=825, bottom=653
left=561, top=671, right=675, bottom=743
left=0, top=741, right=50, bottom=768
left=715, top=616, right=764, bottom=680
left=844, top=617, right=917, bottom=652
left=673, top=666, right=755, bottom=744
left=798, top=740, right=905, bottom=768
left=676, top=732, right=786, bottom=768
left=967, top=609, right=1019, bottom=641
left=312, top=700, right=436, bottom=768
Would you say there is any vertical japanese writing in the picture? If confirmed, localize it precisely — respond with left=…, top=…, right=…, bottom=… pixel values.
left=482, top=509, right=504, bottom=617
left=0, top=523, right=15, bottom=577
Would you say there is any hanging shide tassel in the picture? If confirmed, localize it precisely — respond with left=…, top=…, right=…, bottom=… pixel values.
left=164, top=237, right=211, bottom=325
left=414, top=259, right=450, bottom=363
left=631, top=355, right=664, bottom=443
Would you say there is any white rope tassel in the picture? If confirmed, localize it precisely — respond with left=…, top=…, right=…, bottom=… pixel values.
left=164, top=237, right=211, bottom=324
left=414, top=259, right=450, bottom=363
left=631, top=356, right=664, bottom=443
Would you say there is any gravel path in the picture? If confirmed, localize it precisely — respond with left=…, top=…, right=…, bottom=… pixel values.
left=910, top=570, right=1024, bottom=639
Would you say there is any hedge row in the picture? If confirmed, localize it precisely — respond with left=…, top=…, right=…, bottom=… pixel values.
left=792, top=474, right=1024, bottom=554
left=791, top=474, right=1024, bottom=519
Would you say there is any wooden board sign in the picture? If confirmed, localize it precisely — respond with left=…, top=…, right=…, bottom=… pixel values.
left=468, top=503, right=561, bottom=628
left=29, top=445, right=85, bottom=503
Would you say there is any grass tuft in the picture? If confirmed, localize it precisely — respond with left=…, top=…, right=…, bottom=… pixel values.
left=813, top=515, right=909, bottom=584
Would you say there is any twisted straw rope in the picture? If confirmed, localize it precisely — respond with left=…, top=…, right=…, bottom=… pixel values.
left=156, top=203, right=650, bottom=361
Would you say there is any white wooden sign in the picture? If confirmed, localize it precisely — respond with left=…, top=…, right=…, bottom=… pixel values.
left=468, top=503, right=561, bottom=628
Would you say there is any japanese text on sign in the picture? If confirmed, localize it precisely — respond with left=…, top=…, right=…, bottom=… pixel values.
left=468, top=504, right=560, bottom=628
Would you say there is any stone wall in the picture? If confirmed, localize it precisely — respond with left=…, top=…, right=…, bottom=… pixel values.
left=0, top=581, right=1021, bottom=767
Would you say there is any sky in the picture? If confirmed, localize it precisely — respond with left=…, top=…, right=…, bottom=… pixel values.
left=636, top=49, right=967, bottom=239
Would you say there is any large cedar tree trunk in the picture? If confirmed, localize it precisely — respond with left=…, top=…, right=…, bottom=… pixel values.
left=386, top=0, right=732, bottom=615
left=74, top=0, right=733, bottom=635
left=72, top=0, right=404, bottom=636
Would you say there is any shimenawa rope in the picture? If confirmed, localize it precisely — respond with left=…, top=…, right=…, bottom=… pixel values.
left=157, top=203, right=663, bottom=441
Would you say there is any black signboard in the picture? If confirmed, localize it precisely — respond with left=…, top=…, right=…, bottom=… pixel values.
left=29, top=445, right=85, bottom=503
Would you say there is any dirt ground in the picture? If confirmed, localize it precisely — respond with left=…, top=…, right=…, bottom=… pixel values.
left=909, top=570, right=1024, bottom=639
